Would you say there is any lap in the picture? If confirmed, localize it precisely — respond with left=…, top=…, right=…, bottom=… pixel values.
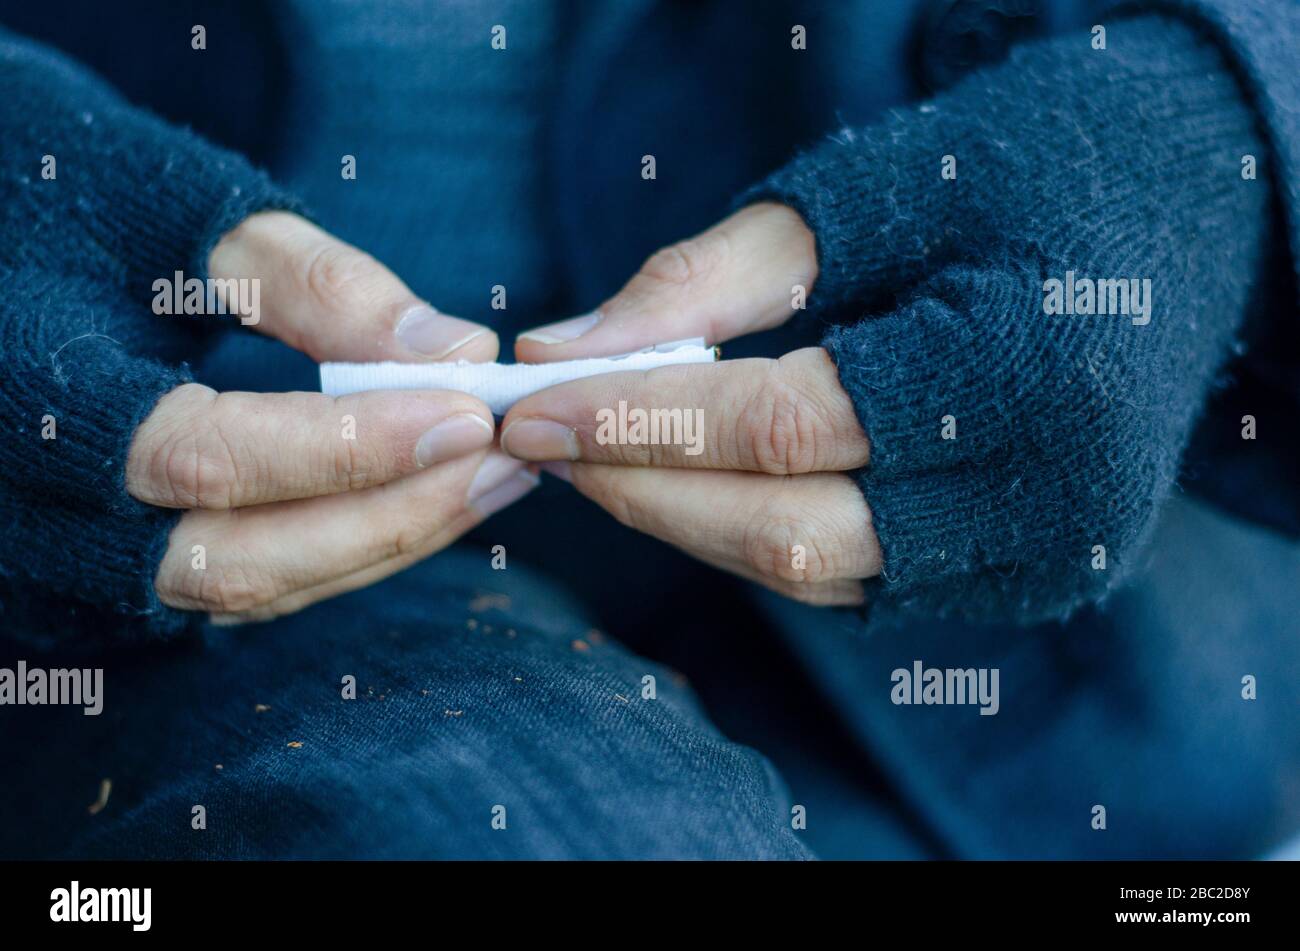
left=1, top=548, right=810, bottom=860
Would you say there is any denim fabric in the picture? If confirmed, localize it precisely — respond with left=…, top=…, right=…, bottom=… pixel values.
left=759, top=494, right=1300, bottom=859
left=0, top=549, right=812, bottom=860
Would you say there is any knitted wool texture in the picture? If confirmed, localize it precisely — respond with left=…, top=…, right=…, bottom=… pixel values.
left=0, top=8, right=1286, bottom=641
left=745, top=15, right=1270, bottom=622
left=0, top=29, right=298, bottom=644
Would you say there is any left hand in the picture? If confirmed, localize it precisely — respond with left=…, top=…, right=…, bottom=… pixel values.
left=503, top=202, right=882, bottom=605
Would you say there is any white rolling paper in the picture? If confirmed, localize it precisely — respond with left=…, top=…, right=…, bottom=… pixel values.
left=320, top=338, right=718, bottom=416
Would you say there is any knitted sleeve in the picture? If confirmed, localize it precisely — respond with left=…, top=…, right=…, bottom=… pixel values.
left=0, top=27, right=300, bottom=647
left=740, top=14, right=1275, bottom=623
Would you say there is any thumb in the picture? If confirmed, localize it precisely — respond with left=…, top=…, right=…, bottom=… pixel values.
left=514, top=202, right=816, bottom=363
left=208, top=211, right=499, bottom=363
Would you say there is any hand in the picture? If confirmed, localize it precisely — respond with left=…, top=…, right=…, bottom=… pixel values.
left=127, top=211, right=538, bottom=624
left=503, top=202, right=881, bottom=606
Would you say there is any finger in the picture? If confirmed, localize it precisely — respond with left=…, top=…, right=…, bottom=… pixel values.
left=206, top=457, right=534, bottom=625
left=208, top=459, right=539, bottom=625
left=543, top=462, right=882, bottom=592
left=500, top=347, right=869, bottom=474
left=157, top=450, right=538, bottom=617
left=206, top=509, right=477, bottom=625
left=128, top=382, right=495, bottom=509
left=208, top=211, right=499, bottom=362
left=515, top=202, right=816, bottom=362
left=205, top=541, right=445, bottom=624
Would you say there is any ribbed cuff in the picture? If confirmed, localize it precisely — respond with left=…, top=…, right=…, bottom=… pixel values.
left=820, top=259, right=1177, bottom=625
left=1, top=271, right=201, bottom=641
left=735, top=110, right=959, bottom=316
left=91, top=125, right=308, bottom=286
left=14, top=346, right=199, bottom=639
left=17, top=494, right=197, bottom=643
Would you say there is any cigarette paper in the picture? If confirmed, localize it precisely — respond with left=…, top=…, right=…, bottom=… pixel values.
left=320, top=338, right=718, bottom=415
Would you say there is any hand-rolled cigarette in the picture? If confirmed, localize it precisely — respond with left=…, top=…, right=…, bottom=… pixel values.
left=320, top=338, right=718, bottom=415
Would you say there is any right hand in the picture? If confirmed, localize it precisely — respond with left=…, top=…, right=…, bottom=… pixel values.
left=126, top=211, right=537, bottom=624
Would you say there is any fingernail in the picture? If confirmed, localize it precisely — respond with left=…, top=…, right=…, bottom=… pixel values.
left=415, top=413, right=494, bottom=468
left=500, top=419, right=580, bottom=461
left=396, top=304, right=488, bottom=358
left=518, top=311, right=601, bottom=345
left=470, top=470, right=539, bottom=518
left=467, top=451, right=526, bottom=502
left=540, top=460, right=572, bottom=483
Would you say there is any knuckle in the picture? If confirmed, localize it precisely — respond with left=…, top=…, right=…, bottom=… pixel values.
left=742, top=369, right=826, bottom=474
left=337, top=435, right=370, bottom=491
left=330, top=403, right=374, bottom=491
left=149, top=416, right=241, bottom=509
left=640, top=234, right=725, bottom=290
left=165, top=551, right=274, bottom=614
left=742, top=501, right=835, bottom=585
left=386, top=521, right=428, bottom=561
left=741, top=506, right=799, bottom=581
left=195, top=568, right=267, bottom=614
left=303, top=242, right=380, bottom=308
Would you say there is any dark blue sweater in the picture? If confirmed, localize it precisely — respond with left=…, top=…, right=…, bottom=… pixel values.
left=749, top=14, right=1276, bottom=621
left=1, top=0, right=1294, bottom=643
left=0, top=0, right=1297, bottom=859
